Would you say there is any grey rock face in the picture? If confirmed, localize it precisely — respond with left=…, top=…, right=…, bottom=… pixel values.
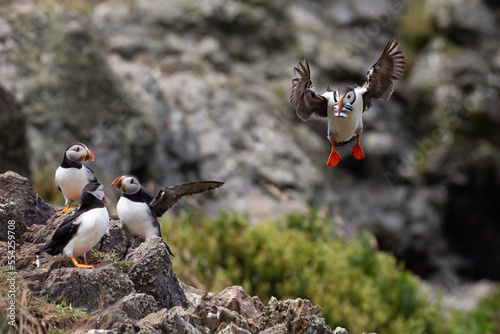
left=128, top=236, right=189, bottom=309
left=0, top=85, right=30, bottom=178
left=93, top=292, right=158, bottom=330
left=97, top=215, right=133, bottom=258
left=44, top=261, right=135, bottom=312
left=0, top=171, right=56, bottom=241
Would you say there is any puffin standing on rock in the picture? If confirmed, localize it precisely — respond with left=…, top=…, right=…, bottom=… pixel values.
left=111, top=175, right=224, bottom=256
left=55, top=142, right=97, bottom=213
left=36, top=182, right=109, bottom=269
left=290, top=39, right=405, bottom=167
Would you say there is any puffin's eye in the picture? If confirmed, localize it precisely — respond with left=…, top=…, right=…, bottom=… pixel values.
left=75, top=147, right=80, bottom=152
left=345, top=92, right=355, bottom=103
left=130, top=179, right=134, bottom=184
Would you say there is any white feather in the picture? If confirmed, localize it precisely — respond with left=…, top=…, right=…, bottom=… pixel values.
left=323, top=87, right=366, bottom=143
left=117, top=197, right=159, bottom=239
left=63, top=207, right=109, bottom=258
left=55, top=166, right=95, bottom=205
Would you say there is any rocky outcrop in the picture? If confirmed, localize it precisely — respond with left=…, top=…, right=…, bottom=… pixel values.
left=127, top=236, right=189, bottom=310
left=0, top=171, right=56, bottom=241
left=0, top=171, right=343, bottom=333
left=1, top=0, right=499, bottom=288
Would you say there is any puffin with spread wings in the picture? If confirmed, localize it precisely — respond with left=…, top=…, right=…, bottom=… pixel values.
left=290, top=40, right=405, bottom=167
left=111, top=175, right=224, bottom=256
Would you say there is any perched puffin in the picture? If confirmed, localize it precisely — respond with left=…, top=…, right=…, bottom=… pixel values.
left=36, top=182, right=109, bottom=269
left=55, top=142, right=97, bottom=213
left=111, top=175, right=224, bottom=256
left=290, top=39, right=405, bottom=167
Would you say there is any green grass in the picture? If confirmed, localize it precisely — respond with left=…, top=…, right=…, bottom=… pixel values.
left=159, top=210, right=500, bottom=334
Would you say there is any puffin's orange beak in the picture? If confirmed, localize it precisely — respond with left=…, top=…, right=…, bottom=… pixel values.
left=111, top=176, right=123, bottom=190
left=338, top=97, right=343, bottom=117
left=84, top=148, right=95, bottom=162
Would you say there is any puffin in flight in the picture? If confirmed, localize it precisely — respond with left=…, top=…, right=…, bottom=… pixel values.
left=55, top=142, right=97, bottom=213
left=290, top=39, right=405, bottom=167
left=36, top=182, right=109, bottom=269
left=111, top=175, right=224, bottom=256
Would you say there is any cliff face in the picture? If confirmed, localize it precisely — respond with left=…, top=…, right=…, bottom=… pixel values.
left=0, top=171, right=341, bottom=333
left=0, top=0, right=499, bottom=282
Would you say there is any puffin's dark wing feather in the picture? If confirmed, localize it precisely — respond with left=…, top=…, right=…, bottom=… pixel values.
left=36, top=213, right=83, bottom=256
left=149, top=181, right=224, bottom=217
left=84, top=165, right=98, bottom=183
left=290, top=59, right=328, bottom=120
left=362, top=40, right=405, bottom=111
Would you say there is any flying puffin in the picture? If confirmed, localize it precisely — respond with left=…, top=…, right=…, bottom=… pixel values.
left=290, top=39, right=405, bottom=167
left=36, top=182, right=109, bottom=269
left=55, top=142, right=97, bottom=213
left=111, top=175, right=224, bottom=256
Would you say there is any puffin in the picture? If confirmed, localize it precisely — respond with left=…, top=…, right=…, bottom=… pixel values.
left=36, top=182, right=109, bottom=269
left=290, top=39, right=405, bottom=167
left=55, top=142, right=97, bottom=213
left=111, top=175, right=224, bottom=256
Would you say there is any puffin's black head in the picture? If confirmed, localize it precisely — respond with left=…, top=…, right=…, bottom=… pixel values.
left=111, top=175, right=141, bottom=195
left=333, top=86, right=356, bottom=117
left=65, top=142, right=95, bottom=163
left=82, top=182, right=107, bottom=204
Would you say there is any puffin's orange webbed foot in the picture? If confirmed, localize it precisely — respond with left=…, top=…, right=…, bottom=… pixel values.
left=352, top=135, right=365, bottom=160
left=327, top=141, right=341, bottom=167
left=70, top=256, right=94, bottom=269
left=56, top=204, right=71, bottom=215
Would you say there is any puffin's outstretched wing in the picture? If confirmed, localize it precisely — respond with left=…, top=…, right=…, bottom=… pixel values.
left=362, top=40, right=405, bottom=111
left=149, top=181, right=224, bottom=217
left=290, top=59, right=329, bottom=121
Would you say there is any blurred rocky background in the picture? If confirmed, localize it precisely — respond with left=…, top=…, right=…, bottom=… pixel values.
left=1, top=0, right=499, bottom=307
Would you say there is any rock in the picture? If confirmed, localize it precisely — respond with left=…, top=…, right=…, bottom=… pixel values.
left=111, top=292, right=159, bottom=320
left=92, top=293, right=158, bottom=330
left=25, top=205, right=79, bottom=245
left=0, top=171, right=56, bottom=241
left=256, top=297, right=333, bottom=334
left=195, top=302, right=252, bottom=333
left=209, top=286, right=264, bottom=320
left=0, top=85, right=30, bottom=178
left=42, top=261, right=135, bottom=312
left=127, top=236, right=189, bottom=309
left=429, top=0, right=495, bottom=45
left=0, top=166, right=345, bottom=333
left=163, top=307, right=206, bottom=334
left=96, top=215, right=132, bottom=259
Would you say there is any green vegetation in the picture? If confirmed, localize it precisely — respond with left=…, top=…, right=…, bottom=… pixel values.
left=160, top=209, right=500, bottom=334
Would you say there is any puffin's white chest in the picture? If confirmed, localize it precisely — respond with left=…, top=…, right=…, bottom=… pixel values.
left=323, top=87, right=366, bottom=143
left=63, top=207, right=110, bottom=258
left=55, top=166, right=91, bottom=204
left=117, top=197, right=159, bottom=239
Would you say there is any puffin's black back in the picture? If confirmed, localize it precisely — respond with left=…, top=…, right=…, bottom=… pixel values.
left=123, top=187, right=154, bottom=203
